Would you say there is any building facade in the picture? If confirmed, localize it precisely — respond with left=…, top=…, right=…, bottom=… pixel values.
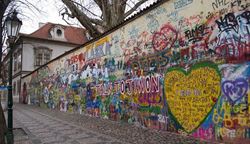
left=2, top=22, right=87, bottom=103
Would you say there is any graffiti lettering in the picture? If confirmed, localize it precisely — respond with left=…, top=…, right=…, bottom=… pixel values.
left=127, top=51, right=169, bottom=75
left=212, top=0, right=229, bottom=10
left=95, top=76, right=160, bottom=96
left=174, top=0, right=193, bottom=9
left=216, top=11, right=250, bottom=34
left=86, top=42, right=111, bottom=60
left=184, top=24, right=209, bottom=43
left=68, top=53, right=85, bottom=65
left=192, top=126, right=214, bottom=140
left=216, top=13, right=238, bottom=32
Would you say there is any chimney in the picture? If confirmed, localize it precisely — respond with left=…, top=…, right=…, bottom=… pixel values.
left=39, top=22, right=46, bottom=28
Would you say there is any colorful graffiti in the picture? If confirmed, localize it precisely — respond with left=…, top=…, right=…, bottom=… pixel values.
left=164, top=62, right=221, bottom=133
left=21, top=0, right=250, bottom=143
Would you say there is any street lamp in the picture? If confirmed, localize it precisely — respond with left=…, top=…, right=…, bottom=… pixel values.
left=5, top=10, right=22, bottom=144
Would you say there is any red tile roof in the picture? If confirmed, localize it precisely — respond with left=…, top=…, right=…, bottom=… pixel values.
left=27, top=22, right=87, bottom=45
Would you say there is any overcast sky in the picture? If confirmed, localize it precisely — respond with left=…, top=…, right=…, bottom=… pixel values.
left=19, top=0, right=157, bottom=34
left=19, top=0, right=68, bottom=34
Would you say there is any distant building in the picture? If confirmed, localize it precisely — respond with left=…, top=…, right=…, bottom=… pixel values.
left=2, top=22, right=87, bottom=103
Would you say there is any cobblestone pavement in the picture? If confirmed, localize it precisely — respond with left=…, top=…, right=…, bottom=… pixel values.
left=13, top=105, right=125, bottom=144
left=13, top=104, right=216, bottom=144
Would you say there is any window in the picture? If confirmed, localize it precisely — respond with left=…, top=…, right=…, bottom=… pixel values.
left=44, top=53, right=51, bottom=63
left=49, top=26, right=65, bottom=39
left=13, top=82, right=16, bottom=96
left=34, top=47, right=52, bottom=66
left=14, top=53, right=17, bottom=72
left=17, top=80, right=20, bottom=96
left=17, top=52, right=21, bottom=70
left=14, top=50, right=22, bottom=72
left=56, top=29, right=62, bottom=36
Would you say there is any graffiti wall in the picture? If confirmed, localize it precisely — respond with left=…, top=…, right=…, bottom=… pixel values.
left=22, top=0, right=250, bottom=142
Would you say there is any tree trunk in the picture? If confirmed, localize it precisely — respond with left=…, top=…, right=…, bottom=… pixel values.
left=0, top=99, right=7, bottom=144
left=0, top=1, right=11, bottom=143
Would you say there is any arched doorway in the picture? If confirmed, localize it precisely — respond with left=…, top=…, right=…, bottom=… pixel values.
left=22, top=82, right=27, bottom=104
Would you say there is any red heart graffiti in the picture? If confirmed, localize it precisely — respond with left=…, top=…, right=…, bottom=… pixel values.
left=152, top=24, right=178, bottom=52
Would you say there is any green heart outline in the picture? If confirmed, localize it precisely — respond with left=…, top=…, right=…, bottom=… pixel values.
left=164, top=61, right=221, bottom=134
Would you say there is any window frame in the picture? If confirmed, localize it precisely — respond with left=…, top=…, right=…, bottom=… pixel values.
left=34, top=47, right=52, bottom=67
left=13, top=50, right=22, bottom=72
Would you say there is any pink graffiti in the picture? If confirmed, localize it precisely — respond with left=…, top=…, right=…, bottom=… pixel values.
left=192, top=126, right=214, bottom=140
left=152, top=24, right=178, bottom=51
left=68, top=53, right=85, bottom=65
left=215, top=36, right=250, bottom=63
left=138, top=92, right=161, bottom=104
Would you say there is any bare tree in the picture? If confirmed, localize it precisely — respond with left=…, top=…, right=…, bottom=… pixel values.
left=0, top=1, right=12, bottom=142
left=61, top=0, right=154, bottom=38
left=0, top=0, right=11, bottom=85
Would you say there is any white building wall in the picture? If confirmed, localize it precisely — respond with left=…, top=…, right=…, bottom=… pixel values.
left=22, top=39, right=77, bottom=72
left=12, top=75, right=21, bottom=103
left=22, top=42, right=34, bottom=72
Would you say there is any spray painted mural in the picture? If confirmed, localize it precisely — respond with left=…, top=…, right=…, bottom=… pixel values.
left=22, top=0, right=250, bottom=142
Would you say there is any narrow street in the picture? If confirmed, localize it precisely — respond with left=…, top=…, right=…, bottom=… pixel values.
left=11, top=104, right=209, bottom=144
left=12, top=104, right=125, bottom=144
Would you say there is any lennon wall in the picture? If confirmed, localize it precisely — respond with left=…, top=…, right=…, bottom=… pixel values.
left=21, top=0, right=250, bottom=142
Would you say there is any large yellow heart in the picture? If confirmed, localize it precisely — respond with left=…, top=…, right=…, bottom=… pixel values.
left=164, top=62, right=221, bottom=133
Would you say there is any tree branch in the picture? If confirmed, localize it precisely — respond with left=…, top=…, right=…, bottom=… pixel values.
left=72, top=0, right=101, bottom=18
left=61, top=0, right=102, bottom=37
left=61, top=7, right=74, bottom=18
left=93, top=0, right=103, bottom=11
left=89, top=18, right=103, bottom=26
left=61, top=6, right=103, bottom=28
left=2, top=0, right=11, bottom=7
